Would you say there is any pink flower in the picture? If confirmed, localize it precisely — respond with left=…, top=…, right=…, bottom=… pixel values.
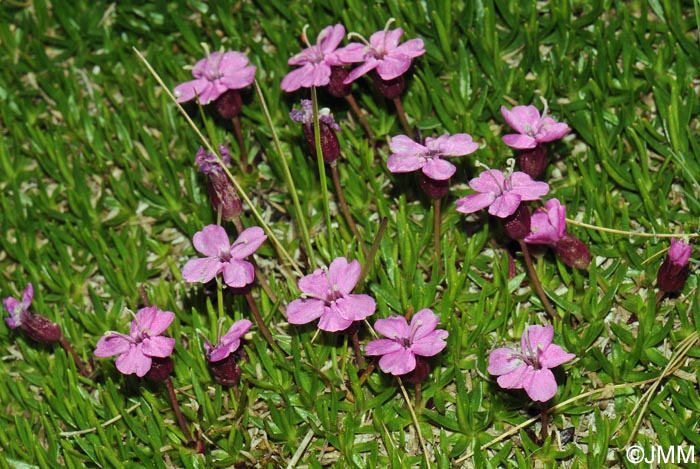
left=182, top=225, right=266, bottom=288
left=501, top=105, right=570, bottom=150
left=94, top=306, right=176, bottom=377
left=365, top=309, right=448, bottom=376
left=3, top=283, right=33, bottom=329
left=488, top=324, right=575, bottom=402
left=456, top=169, right=549, bottom=218
left=195, top=145, right=231, bottom=174
left=337, top=28, right=425, bottom=84
left=669, top=238, right=692, bottom=266
left=174, top=51, right=256, bottom=105
left=524, top=198, right=566, bottom=245
left=388, top=134, right=479, bottom=181
left=286, top=257, right=376, bottom=332
left=281, top=24, right=346, bottom=92
left=204, top=319, right=252, bottom=362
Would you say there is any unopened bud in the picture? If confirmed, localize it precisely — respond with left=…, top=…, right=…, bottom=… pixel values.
left=502, top=203, right=531, bottom=240
left=20, top=312, right=62, bottom=344
left=419, top=173, right=450, bottom=199
left=554, top=232, right=591, bottom=269
left=371, top=71, right=405, bottom=99
left=214, top=90, right=243, bottom=120
left=517, top=144, right=548, bottom=180
left=145, top=356, right=174, bottom=382
left=327, top=66, right=352, bottom=98
left=657, top=238, right=692, bottom=294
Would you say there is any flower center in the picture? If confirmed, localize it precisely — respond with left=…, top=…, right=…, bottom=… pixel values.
left=218, top=247, right=232, bottom=262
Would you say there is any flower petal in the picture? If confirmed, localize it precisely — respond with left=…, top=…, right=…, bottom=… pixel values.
left=522, top=368, right=558, bottom=402
left=521, top=324, right=554, bottom=357
left=297, top=268, right=330, bottom=299
left=365, top=338, right=404, bottom=356
left=281, top=63, right=316, bottom=92
left=374, top=315, right=410, bottom=340
left=411, top=330, right=448, bottom=356
left=538, top=344, right=576, bottom=369
left=488, top=191, right=522, bottom=218
left=389, top=134, right=426, bottom=156
left=222, top=259, right=255, bottom=288
left=422, top=158, right=456, bottom=180
left=508, top=172, right=550, bottom=201
left=94, top=333, right=132, bottom=357
left=193, top=225, right=231, bottom=257
left=502, top=133, right=537, bottom=149
left=219, top=65, right=256, bottom=90
left=135, top=307, right=175, bottom=336
left=317, top=308, right=353, bottom=332
left=501, top=105, right=540, bottom=135
left=173, top=78, right=214, bottom=104
left=142, top=336, right=176, bottom=358
left=469, top=169, right=504, bottom=193
left=319, top=24, right=346, bottom=56
left=333, top=294, right=376, bottom=322
left=378, top=348, right=416, bottom=375
left=496, top=364, right=530, bottom=390
left=387, top=153, right=425, bottom=174
left=344, top=58, right=379, bottom=84
left=409, top=309, right=440, bottom=340
left=328, top=257, right=361, bottom=295
left=115, top=344, right=152, bottom=377
left=286, top=298, right=326, bottom=325
left=229, top=226, right=267, bottom=259
left=455, top=193, right=496, bottom=214
left=181, top=257, right=224, bottom=284
left=375, top=53, right=411, bottom=81
left=334, top=42, right=368, bottom=64
left=488, top=347, right=524, bottom=376
left=430, top=133, right=479, bottom=157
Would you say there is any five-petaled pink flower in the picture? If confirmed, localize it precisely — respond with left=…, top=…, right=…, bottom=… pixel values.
left=501, top=105, right=570, bottom=150
left=337, top=28, right=425, bottom=84
left=365, top=309, right=448, bottom=376
left=204, top=319, right=252, bottom=362
left=456, top=169, right=549, bottom=218
left=174, top=51, right=256, bottom=105
left=524, top=198, right=566, bottom=245
left=488, top=324, right=575, bottom=402
left=286, top=257, right=376, bottom=332
left=94, top=306, right=176, bottom=377
left=182, top=225, right=266, bottom=288
left=281, top=24, right=346, bottom=92
left=3, top=283, right=33, bottom=329
left=388, top=134, right=479, bottom=180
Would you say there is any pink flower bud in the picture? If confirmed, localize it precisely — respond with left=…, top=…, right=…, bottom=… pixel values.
left=554, top=232, right=591, bottom=269
left=657, top=238, right=692, bottom=294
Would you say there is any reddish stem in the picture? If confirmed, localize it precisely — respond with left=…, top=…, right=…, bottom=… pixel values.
left=344, top=93, right=374, bottom=140
left=244, top=292, right=280, bottom=353
left=330, top=163, right=364, bottom=249
left=518, top=240, right=562, bottom=322
left=392, top=96, right=412, bottom=135
left=59, top=337, right=91, bottom=377
left=164, top=377, right=197, bottom=447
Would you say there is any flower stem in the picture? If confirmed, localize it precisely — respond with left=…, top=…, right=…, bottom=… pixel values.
left=330, top=162, right=364, bottom=251
left=539, top=401, right=549, bottom=443
left=414, top=382, right=422, bottom=408
left=392, top=96, right=412, bottom=135
left=517, top=240, right=562, bottom=322
left=164, top=377, right=197, bottom=447
left=344, top=93, right=374, bottom=140
left=244, top=291, right=281, bottom=354
left=311, top=86, right=334, bottom=257
left=433, top=197, right=442, bottom=277
left=59, top=337, right=91, bottom=377
left=655, top=289, right=665, bottom=306
left=231, top=115, right=250, bottom=173
left=350, top=329, right=365, bottom=368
